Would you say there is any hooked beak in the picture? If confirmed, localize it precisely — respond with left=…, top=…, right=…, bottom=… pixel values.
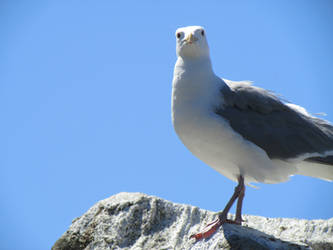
left=185, top=33, right=197, bottom=44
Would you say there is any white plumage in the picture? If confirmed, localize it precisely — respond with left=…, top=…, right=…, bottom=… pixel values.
left=172, top=26, right=333, bottom=185
left=171, top=26, right=333, bottom=240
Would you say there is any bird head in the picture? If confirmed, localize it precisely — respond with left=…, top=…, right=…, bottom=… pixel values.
left=175, top=26, right=210, bottom=59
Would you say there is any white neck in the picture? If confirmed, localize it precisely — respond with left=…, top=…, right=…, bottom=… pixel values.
left=174, top=56, right=214, bottom=77
left=172, top=55, right=223, bottom=127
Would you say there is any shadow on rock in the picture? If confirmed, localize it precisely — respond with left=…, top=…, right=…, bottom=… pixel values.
left=222, top=224, right=308, bottom=250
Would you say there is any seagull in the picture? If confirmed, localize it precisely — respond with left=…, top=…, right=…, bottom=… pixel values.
left=171, top=26, right=333, bottom=240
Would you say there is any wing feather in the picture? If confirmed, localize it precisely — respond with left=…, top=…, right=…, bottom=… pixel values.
left=216, top=80, right=333, bottom=162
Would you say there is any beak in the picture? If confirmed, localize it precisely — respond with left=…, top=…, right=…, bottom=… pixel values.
left=185, top=33, right=196, bottom=44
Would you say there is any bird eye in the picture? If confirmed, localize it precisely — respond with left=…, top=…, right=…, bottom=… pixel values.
left=201, top=30, right=205, bottom=36
left=176, top=32, right=182, bottom=39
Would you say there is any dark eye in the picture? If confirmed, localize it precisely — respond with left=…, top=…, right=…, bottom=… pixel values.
left=176, top=32, right=182, bottom=39
left=201, top=30, right=205, bottom=36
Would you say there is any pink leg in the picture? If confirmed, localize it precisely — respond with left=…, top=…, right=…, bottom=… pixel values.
left=190, top=176, right=245, bottom=240
left=235, top=177, right=245, bottom=224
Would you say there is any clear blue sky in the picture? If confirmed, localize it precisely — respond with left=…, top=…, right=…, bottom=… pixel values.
left=2, top=1, right=333, bottom=249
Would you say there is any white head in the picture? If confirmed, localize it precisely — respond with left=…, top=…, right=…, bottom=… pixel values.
left=175, top=26, right=210, bottom=59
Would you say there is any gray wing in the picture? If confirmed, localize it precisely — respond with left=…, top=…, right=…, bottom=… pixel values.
left=216, top=81, right=333, bottom=163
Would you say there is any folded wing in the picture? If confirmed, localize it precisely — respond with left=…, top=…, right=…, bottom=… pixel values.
left=216, top=80, right=333, bottom=164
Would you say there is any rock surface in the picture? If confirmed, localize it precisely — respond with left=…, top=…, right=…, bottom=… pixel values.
left=53, top=192, right=333, bottom=250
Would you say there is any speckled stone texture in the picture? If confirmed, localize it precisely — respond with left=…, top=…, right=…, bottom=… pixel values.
left=53, top=192, right=333, bottom=250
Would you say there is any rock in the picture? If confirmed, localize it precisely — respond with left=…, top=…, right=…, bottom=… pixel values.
left=52, top=192, right=333, bottom=250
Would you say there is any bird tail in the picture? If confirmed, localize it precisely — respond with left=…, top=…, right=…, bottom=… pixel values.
left=296, top=156, right=333, bottom=181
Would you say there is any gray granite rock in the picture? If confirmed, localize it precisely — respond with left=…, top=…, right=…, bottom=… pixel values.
left=53, top=192, right=333, bottom=250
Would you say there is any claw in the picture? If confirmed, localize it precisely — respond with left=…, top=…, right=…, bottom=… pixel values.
left=190, top=218, right=243, bottom=241
left=190, top=218, right=222, bottom=241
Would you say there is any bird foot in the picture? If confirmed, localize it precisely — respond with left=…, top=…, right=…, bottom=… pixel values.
left=190, top=217, right=242, bottom=241
left=190, top=218, right=222, bottom=240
